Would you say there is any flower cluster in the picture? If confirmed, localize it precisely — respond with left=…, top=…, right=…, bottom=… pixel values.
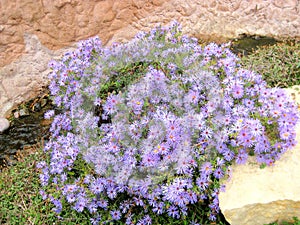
left=38, top=22, right=299, bottom=224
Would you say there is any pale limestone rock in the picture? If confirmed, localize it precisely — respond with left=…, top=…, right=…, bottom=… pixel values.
left=0, top=117, right=10, bottom=133
left=219, top=87, right=300, bottom=225
left=286, top=86, right=300, bottom=105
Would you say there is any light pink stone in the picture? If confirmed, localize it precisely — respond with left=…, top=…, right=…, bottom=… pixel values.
left=0, top=117, right=10, bottom=132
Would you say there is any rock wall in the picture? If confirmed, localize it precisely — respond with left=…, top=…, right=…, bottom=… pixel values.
left=1, top=0, right=300, bottom=117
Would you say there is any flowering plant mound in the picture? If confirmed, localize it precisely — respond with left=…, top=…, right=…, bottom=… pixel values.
left=38, top=22, right=299, bottom=224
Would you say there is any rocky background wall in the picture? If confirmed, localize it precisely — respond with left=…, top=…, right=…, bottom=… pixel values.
left=1, top=1, right=300, bottom=224
left=1, top=0, right=300, bottom=117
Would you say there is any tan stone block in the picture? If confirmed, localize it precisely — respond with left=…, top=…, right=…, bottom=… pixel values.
left=152, top=0, right=166, bottom=6
left=174, top=1, right=196, bottom=16
left=112, top=0, right=132, bottom=11
left=53, top=0, right=72, bottom=9
left=93, top=1, right=115, bottom=24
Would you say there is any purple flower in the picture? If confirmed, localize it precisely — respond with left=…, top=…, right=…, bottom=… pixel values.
left=186, top=89, right=200, bottom=104
left=216, top=157, right=225, bottom=166
left=196, top=175, right=209, bottom=191
left=137, top=215, right=152, bottom=225
left=223, top=149, right=235, bottom=161
left=66, top=193, right=76, bottom=203
left=231, top=84, right=244, bottom=99
left=74, top=196, right=87, bottom=212
left=90, top=178, right=105, bottom=194
left=44, top=110, right=55, bottom=119
left=235, top=149, right=248, bottom=164
left=152, top=201, right=164, bottom=214
left=97, top=199, right=108, bottom=209
left=133, top=196, right=144, bottom=206
left=103, top=94, right=121, bottom=115
left=201, top=127, right=213, bottom=139
left=87, top=200, right=98, bottom=213
left=39, top=169, right=49, bottom=186
left=243, top=98, right=254, bottom=109
left=222, top=95, right=234, bottom=110
left=238, top=129, right=254, bottom=147
left=200, top=162, right=213, bottom=176
left=50, top=197, right=62, bottom=214
left=110, top=210, right=121, bottom=220
left=141, top=153, right=159, bottom=167
left=93, top=97, right=102, bottom=106
left=209, top=213, right=217, bottom=221
left=280, top=128, right=291, bottom=140
left=62, top=184, right=78, bottom=195
left=167, top=205, right=180, bottom=219
left=90, top=216, right=101, bottom=225
left=39, top=190, right=48, bottom=200
left=107, top=187, right=117, bottom=199
left=185, top=190, right=197, bottom=204
left=213, top=167, right=225, bottom=179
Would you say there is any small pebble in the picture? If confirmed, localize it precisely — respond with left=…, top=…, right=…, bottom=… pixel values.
left=19, top=108, right=30, bottom=117
left=0, top=117, right=10, bottom=133
left=33, top=102, right=41, bottom=112
left=14, top=111, right=20, bottom=118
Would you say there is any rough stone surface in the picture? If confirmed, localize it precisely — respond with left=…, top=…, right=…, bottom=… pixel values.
left=0, top=33, right=75, bottom=117
left=1, top=0, right=300, bottom=116
left=219, top=86, right=300, bottom=225
left=0, top=117, right=10, bottom=133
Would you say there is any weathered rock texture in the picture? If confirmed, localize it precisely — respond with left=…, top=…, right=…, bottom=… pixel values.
left=1, top=0, right=300, bottom=116
left=0, top=117, right=10, bottom=133
left=219, top=86, right=300, bottom=225
left=0, top=33, right=74, bottom=117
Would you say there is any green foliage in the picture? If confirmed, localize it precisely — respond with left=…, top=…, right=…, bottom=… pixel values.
left=0, top=146, right=54, bottom=224
left=240, top=42, right=300, bottom=88
left=99, top=61, right=152, bottom=100
left=0, top=145, right=92, bottom=224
